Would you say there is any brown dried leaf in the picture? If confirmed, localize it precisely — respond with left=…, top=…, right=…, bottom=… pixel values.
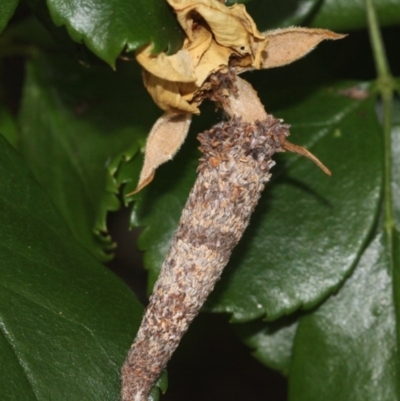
left=132, top=112, right=192, bottom=193
left=261, top=27, right=347, bottom=69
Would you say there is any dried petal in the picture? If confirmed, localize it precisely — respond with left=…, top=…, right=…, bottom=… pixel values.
left=185, top=25, right=214, bottom=83
left=133, top=112, right=192, bottom=193
left=261, top=27, right=346, bottom=69
left=192, top=37, right=232, bottom=87
left=136, top=45, right=196, bottom=83
left=142, top=71, right=199, bottom=114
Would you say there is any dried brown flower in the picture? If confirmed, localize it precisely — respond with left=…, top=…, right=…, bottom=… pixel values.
left=133, top=0, right=344, bottom=191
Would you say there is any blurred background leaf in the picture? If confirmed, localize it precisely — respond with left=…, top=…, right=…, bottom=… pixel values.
left=0, top=0, right=19, bottom=34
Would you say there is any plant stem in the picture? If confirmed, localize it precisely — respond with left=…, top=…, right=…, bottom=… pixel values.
left=365, top=0, right=394, bottom=236
left=365, top=0, right=390, bottom=79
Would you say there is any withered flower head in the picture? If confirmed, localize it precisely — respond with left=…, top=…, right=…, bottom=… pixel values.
left=133, top=0, right=345, bottom=193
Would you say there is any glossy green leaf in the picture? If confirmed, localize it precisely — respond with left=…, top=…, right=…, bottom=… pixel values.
left=0, top=134, right=144, bottom=400
left=247, top=87, right=400, bottom=401
left=310, top=0, right=400, bottom=31
left=31, top=0, right=184, bottom=66
left=0, top=0, right=18, bottom=35
left=289, top=228, right=399, bottom=401
left=245, top=95, right=400, bottom=392
left=389, top=91, right=400, bottom=359
left=393, top=230, right=400, bottom=356
left=131, top=80, right=382, bottom=322
left=24, top=0, right=99, bottom=61
left=234, top=315, right=298, bottom=375
left=390, top=94, right=400, bottom=231
left=18, top=54, right=159, bottom=260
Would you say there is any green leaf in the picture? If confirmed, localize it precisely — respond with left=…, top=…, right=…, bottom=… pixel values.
left=0, top=134, right=144, bottom=400
left=33, top=0, right=184, bottom=66
left=150, top=372, right=168, bottom=401
left=0, top=105, right=18, bottom=148
left=240, top=0, right=321, bottom=31
left=24, top=0, right=99, bottom=61
left=131, top=80, right=382, bottom=322
left=228, top=0, right=400, bottom=31
left=393, top=230, right=400, bottom=353
left=0, top=0, right=19, bottom=35
left=247, top=88, right=400, bottom=401
left=310, top=0, right=400, bottom=31
left=234, top=315, right=298, bottom=375
left=391, top=94, right=400, bottom=233
left=287, top=7, right=400, bottom=396
left=245, top=94, right=400, bottom=392
left=389, top=91, right=400, bottom=365
left=18, top=54, right=159, bottom=260
left=289, top=228, right=399, bottom=401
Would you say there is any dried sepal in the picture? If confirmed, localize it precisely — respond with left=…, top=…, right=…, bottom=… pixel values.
left=224, top=76, right=267, bottom=122
left=132, top=112, right=192, bottom=193
left=283, top=140, right=331, bottom=176
left=261, top=27, right=346, bottom=69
